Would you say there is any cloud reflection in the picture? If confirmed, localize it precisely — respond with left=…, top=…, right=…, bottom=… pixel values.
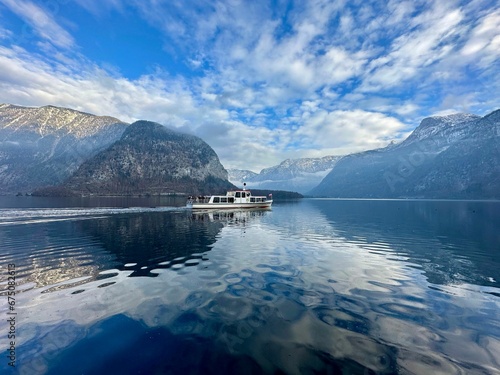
left=1, top=201, right=499, bottom=374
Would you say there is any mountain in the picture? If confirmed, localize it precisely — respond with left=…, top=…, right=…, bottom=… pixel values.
left=229, top=155, right=343, bottom=194
left=310, top=110, right=500, bottom=199
left=0, top=104, right=127, bottom=193
left=227, top=169, right=258, bottom=186
left=61, top=121, right=235, bottom=195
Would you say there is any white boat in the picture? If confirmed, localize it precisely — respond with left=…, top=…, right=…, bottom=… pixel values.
left=186, top=189, right=273, bottom=209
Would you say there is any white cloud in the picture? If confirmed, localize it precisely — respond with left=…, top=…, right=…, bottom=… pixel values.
left=1, top=0, right=499, bottom=172
left=461, top=9, right=500, bottom=66
left=0, top=25, right=12, bottom=39
left=360, top=3, right=465, bottom=92
left=0, top=45, right=295, bottom=171
left=0, top=0, right=74, bottom=48
left=296, top=109, right=408, bottom=151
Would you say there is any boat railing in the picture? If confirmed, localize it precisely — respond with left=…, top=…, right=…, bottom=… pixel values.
left=191, top=196, right=211, bottom=204
left=249, top=197, right=271, bottom=203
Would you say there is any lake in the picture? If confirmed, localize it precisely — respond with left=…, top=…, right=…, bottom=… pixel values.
left=0, top=197, right=499, bottom=374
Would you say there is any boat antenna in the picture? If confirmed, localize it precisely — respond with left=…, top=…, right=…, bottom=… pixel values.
left=243, top=182, right=246, bottom=191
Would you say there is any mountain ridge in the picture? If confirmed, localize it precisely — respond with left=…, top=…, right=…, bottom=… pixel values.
left=62, top=120, right=235, bottom=196
left=0, top=104, right=128, bottom=193
left=0, top=103, right=126, bottom=138
left=2, top=103, right=498, bottom=199
left=310, top=109, right=500, bottom=199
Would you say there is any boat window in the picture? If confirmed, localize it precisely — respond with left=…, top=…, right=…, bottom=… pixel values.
left=213, top=197, right=220, bottom=203
left=221, top=197, right=227, bottom=203
left=229, top=197, right=234, bottom=203
left=246, top=192, right=250, bottom=197
left=235, top=192, right=241, bottom=198
left=250, top=197, right=255, bottom=202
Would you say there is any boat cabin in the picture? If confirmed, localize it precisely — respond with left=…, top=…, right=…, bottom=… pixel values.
left=194, top=190, right=268, bottom=204
left=187, top=188, right=272, bottom=209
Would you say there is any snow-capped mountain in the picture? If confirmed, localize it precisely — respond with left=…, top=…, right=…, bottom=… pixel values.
left=310, top=109, right=500, bottom=199
left=399, top=113, right=482, bottom=148
left=0, top=103, right=125, bottom=137
left=0, top=104, right=128, bottom=193
left=229, top=155, right=343, bottom=194
left=62, top=121, right=234, bottom=196
left=227, top=169, right=258, bottom=187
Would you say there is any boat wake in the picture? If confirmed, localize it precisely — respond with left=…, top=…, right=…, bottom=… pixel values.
left=0, top=206, right=188, bottom=226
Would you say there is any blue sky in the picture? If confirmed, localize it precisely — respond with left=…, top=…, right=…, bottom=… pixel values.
left=0, top=0, right=498, bottom=172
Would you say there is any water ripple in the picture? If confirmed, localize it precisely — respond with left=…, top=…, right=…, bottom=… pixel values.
left=1, top=200, right=499, bottom=375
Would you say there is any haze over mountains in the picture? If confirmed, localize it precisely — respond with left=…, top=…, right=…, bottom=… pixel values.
left=0, top=103, right=498, bottom=199
left=228, top=155, right=343, bottom=194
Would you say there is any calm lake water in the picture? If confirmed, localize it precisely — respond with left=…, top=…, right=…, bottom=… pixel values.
left=0, top=197, right=499, bottom=374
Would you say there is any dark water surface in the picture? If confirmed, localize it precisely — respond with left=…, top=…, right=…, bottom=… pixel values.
left=0, top=197, right=499, bottom=374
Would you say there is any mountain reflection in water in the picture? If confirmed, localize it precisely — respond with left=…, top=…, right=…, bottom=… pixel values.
left=0, top=198, right=498, bottom=374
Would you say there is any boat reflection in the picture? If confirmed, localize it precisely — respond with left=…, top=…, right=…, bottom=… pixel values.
left=190, top=207, right=271, bottom=224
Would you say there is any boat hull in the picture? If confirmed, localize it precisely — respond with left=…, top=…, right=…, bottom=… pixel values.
left=187, top=201, right=272, bottom=209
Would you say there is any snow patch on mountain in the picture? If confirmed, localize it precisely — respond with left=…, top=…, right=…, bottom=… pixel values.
left=0, top=104, right=126, bottom=138
left=401, top=113, right=481, bottom=146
